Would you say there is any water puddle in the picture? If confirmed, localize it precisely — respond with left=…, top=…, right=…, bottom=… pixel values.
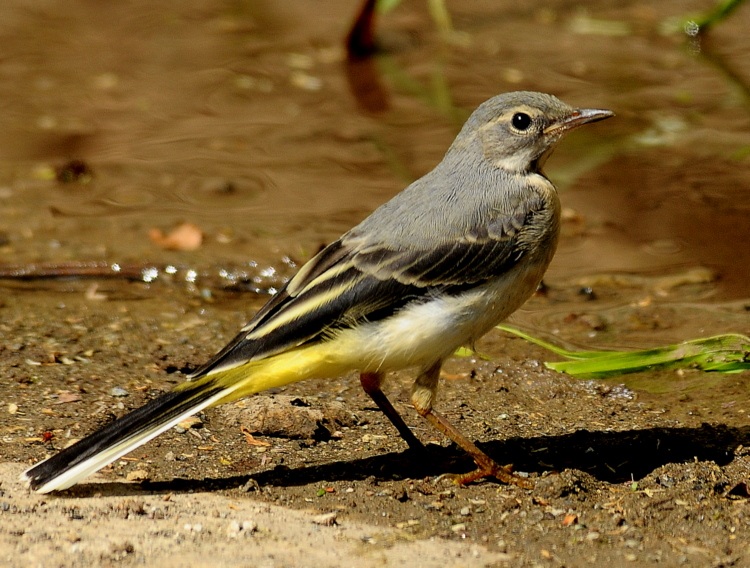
left=0, top=1, right=748, bottom=409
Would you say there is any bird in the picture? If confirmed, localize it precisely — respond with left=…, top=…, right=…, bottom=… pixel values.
left=22, top=91, right=613, bottom=493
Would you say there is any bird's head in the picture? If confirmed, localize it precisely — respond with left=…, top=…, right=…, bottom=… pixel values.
left=455, top=91, right=613, bottom=174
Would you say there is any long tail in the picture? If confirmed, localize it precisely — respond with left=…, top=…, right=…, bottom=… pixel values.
left=21, top=342, right=350, bottom=493
left=21, top=374, right=241, bottom=493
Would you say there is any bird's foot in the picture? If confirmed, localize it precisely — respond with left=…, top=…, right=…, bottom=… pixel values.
left=439, top=462, right=533, bottom=489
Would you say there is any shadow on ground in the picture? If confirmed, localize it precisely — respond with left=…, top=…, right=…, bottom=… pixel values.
left=56, top=423, right=749, bottom=498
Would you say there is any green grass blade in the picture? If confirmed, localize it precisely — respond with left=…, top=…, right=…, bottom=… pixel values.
left=496, top=326, right=750, bottom=378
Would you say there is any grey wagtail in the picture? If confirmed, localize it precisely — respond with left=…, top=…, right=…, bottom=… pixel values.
left=23, top=91, right=613, bottom=493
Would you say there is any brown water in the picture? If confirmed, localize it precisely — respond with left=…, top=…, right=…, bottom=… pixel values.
left=3, top=6, right=750, bottom=564
left=0, top=1, right=748, bottom=370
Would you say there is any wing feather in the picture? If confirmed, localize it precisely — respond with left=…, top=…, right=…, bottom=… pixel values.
left=191, top=198, right=546, bottom=377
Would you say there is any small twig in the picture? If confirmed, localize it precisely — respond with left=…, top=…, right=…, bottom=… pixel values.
left=0, top=260, right=290, bottom=295
left=0, top=261, right=152, bottom=281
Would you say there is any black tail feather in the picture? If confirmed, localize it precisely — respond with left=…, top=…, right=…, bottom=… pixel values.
left=24, top=383, right=223, bottom=491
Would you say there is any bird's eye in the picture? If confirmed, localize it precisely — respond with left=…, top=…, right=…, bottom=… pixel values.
left=511, top=112, right=532, bottom=131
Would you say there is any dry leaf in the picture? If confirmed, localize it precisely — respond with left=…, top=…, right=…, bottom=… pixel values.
left=241, top=426, right=271, bottom=447
left=54, top=392, right=82, bottom=404
left=149, top=222, right=203, bottom=251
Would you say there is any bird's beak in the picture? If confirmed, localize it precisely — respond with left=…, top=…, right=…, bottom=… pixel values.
left=544, top=108, right=615, bottom=136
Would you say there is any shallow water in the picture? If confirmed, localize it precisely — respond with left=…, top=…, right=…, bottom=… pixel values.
left=2, top=8, right=750, bottom=563
left=0, top=1, right=748, bottom=395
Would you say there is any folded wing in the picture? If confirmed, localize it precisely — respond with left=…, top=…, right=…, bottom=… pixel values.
left=192, top=197, right=546, bottom=377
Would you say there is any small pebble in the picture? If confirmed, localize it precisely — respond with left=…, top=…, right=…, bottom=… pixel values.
left=312, top=512, right=337, bottom=526
left=290, top=71, right=322, bottom=91
left=241, top=520, right=257, bottom=533
left=227, top=519, right=257, bottom=538
left=227, top=520, right=241, bottom=538
left=125, top=469, right=148, bottom=482
left=109, top=387, right=129, bottom=398
left=175, top=416, right=203, bottom=432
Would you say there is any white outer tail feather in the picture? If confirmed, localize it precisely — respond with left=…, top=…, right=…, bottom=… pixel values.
left=21, top=385, right=239, bottom=494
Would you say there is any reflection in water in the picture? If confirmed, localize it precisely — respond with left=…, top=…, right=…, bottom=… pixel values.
left=345, top=57, right=390, bottom=114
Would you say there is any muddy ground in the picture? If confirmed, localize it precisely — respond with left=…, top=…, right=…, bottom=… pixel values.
left=1, top=0, right=750, bottom=566
left=2, top=283, right=749, bottom=567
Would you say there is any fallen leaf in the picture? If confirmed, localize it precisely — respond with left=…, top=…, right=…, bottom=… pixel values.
left=54, top=392, right=82, bottom=404
left=149, top=222, right=203, bottom=251
left=241, top=426, right=271, bottom=447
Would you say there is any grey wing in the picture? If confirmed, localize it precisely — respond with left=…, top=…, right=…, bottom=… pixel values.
left=191, top=198, right=545, bottom=377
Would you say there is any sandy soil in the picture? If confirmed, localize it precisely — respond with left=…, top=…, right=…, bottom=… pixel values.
left=0, top=463, right=513, bottom=568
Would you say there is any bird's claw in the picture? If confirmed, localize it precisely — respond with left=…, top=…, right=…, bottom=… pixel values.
left=437, top=462, right=533, bottom=489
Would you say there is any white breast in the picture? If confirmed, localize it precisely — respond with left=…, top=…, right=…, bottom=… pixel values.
left=331, top=258, right=548, bottom=374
